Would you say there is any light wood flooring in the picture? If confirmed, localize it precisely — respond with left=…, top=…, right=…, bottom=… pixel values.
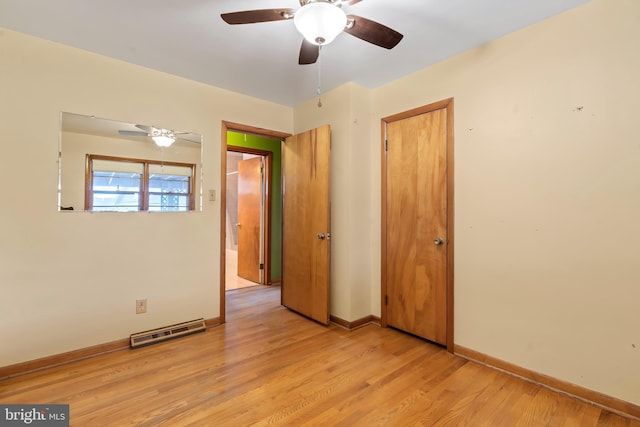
left=1, top=286, right=638, bottom=426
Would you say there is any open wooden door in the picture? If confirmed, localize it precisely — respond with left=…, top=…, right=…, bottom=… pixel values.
left=281, top=125, right=331, bottom=325
left=237, top=156, right=263, bottom=283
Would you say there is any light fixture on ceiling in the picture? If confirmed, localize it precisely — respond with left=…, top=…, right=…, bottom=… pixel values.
left=293, top=1, right=347, bottom=46
left=152, top=130, right=175, bottom=147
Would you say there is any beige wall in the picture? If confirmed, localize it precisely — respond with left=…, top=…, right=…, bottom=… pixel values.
left=370, top=0, right=640, bottom=404
left=0, top=29, right=292, bottom=366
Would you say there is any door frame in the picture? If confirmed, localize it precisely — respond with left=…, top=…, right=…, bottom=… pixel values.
left=220, top=121, right=291, bottom=323
left=380, top=98, right=455, bottom=352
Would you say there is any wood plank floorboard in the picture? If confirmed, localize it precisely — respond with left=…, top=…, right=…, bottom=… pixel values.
left=0, top=285, right=638, bottom=426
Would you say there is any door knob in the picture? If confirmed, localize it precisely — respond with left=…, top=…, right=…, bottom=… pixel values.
left=317, top=233, right=326, bottom=240
left=434, top=237, right=444, bottom=246
left=236, top=223, right=241, bottom=227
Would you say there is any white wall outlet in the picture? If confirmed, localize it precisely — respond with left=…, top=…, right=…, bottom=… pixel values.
left=136, top=299, right=147, bottom=314
left=208, top=189, right=216, bottom=201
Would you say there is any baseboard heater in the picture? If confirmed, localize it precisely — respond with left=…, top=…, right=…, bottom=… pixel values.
left=130, top=318, right=206, bottom=349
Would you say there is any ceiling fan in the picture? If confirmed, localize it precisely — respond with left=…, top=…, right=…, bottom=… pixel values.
left=221, top=0, right=403, bottom=65
left=119, top=125, right=187, bottom=147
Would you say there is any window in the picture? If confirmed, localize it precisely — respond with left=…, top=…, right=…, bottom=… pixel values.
left=148, top=164, right=193, bottom=212
left=86, top=155, right=195, bottom=212
left=90, top=159, right=143, bottom=212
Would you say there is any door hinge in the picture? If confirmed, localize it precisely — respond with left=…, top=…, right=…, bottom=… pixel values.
left=259, top=263, right=264, bottom=270
left=385, top=295, right=388, bottom=305
left=384, top=140, right=388, bottom=152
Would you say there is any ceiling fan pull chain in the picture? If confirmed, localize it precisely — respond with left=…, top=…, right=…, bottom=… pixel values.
left=317, top=46, right=323, bottom=108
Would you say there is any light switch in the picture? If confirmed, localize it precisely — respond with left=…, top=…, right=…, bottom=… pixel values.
left=208, top=189, right=216, bottom=201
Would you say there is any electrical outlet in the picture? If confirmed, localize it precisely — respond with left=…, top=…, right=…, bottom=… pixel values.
left=136, top=299, right=147, bottom=314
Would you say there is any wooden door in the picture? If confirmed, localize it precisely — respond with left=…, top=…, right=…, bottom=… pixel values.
left=281, top=125, right=331, bottom=325
left=237, top=157, right=263, bottom=283
left=383, top=101, right=452, bottom=346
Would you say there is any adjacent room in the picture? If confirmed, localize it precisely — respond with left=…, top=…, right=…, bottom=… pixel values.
left=1, top=0, right=639, bottom=424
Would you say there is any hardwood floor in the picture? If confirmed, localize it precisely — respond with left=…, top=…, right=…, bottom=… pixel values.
left=1, top=286, right=638, bottom=426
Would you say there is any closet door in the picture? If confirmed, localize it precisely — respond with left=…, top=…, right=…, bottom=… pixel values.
left=383, top=101, right=453, bottom=346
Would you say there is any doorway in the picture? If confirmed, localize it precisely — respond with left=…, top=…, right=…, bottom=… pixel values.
left=220, top=122, right=332, bottom=326
left=381, top=98, right=455, bottom=352
left=225, top=151, right=266, bottom=290
left=220, top=123, right=290, bottom=323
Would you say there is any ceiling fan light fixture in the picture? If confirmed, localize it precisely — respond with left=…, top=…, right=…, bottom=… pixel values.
left=294, top=2, right=347, bottom=46
left=152, top=134, right=175, bottom=147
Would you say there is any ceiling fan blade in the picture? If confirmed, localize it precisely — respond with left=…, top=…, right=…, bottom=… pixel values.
left=176, top=136, right=202, bottom=144
left=298, top=39, right=320, bottom=65
left=221, top=9, right=295, bottom=25
left=344, top=15, right=403, bottom=49
left=135, top=124, right=154, bottom=132
left=345, top=0, right=364, bottom=5
left=119, top=130, right=150, bottom=137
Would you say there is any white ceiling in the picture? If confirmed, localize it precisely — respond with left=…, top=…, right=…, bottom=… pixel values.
left=0, top=0, right=589, bottom=106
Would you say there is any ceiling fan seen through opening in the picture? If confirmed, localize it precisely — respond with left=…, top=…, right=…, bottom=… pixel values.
left=221, top=0, right=403, bottom=65
left=119, top=125, right=189, bottom=148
